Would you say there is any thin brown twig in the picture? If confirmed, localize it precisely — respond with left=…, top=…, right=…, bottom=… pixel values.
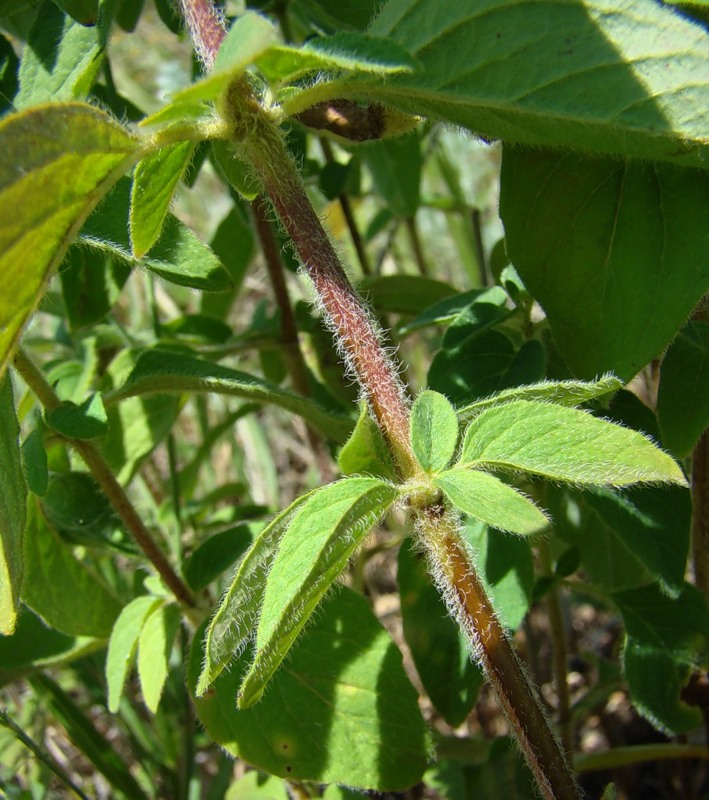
left=12, top=348, right=196, bottom=609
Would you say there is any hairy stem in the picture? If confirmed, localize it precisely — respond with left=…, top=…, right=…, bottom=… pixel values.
left=12, top=348, right=196, bottom=609
left=224, top=81, right=421, bottom=479
left=417, top=505, right=581, bottom=800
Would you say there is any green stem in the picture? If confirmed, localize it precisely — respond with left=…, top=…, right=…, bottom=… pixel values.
left=404, top=216, right=429, bottom=277
left=416, top=504, right=581, bottom=800
left=12, top=348, right=196, bottom=609
left=540, top=542, right=574, bottom=760
left=0, top=709, right=91, bottom=800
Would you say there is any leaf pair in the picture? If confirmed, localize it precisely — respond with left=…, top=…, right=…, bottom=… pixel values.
left=197, top=477, right=399, bottom=705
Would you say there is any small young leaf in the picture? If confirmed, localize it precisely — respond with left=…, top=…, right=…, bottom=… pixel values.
left=106, top=595, right=162, bottom=713
left=238, top=477, right=398, bottom=707
left=80, top=178, right=232, bottom=292
left=658, top=321, right=709, bottom=458
left=0, top=374, right=27, bottom=635
left=256, top=32, right=418, bottom=84
left=106, top=349, right=353, bottom=443
left=21, top=423, right=48, bottom=496
left=359, top=130, right=421, bottom=219
left=459, top=400, right=686, bottom=487
left=410, top=390, right=459, bottom=472
left=435, top=468, right=549, bottom=536
left=141, top=12, right=279, bottom=128
left=22, top=499, right=121, bottom=637
left=614, top=583, right=709, bottom=734
left=51, top=0, right=99, bottom=26
left=191, top=588, right=430, bottom=791
left=137, top=603, right=181, bottom=713
left=197, top=492, right=314, bottom=695
left=398, top=544, right=483, bottom=726
left=225, top=772, right=288, bottom=799
left=399, top=287, right=508, bottom=337
left=47, top=393, right=108, bottom=439
left=338, top=401, right=397, bottom=480
left=130, top=141, right=197, bottom=258
left=0, top=103, right=139, bottom=382
left=457, top=375, right=623, bottom=421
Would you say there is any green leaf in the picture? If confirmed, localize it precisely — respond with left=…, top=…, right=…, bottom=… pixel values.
left=51, top=0, right=99, bottom=25
left=60, top=246, right=131, bottom=330
left=137, top=603, right=181, bottom=713
left=614, top=583, right=709, bottom=733
left=21, top=424, right=48, bottom=497
left=658, top=321, right=709, bottom=458
left=464, top=520, right=535, bottom=631
left=99, top=349, right=181, bottom=484
left=0, top=374, right=27, bottom=635
left=399, top=288, right=509, bottom=337
left=457, top=375, right=623, bottom=421
left=47, top=393, right=109, bottom=440
left=197, top=493, right=314, bottom=695
left=0, top=607, right=100, bottom=679
left=105, top=595, right=162, bottom=713
left=105, top=349, right=353, bottom=443
left=184, top=525, right=253, bottom=592
left=201, top=201, right=256, bottom=319
left=332, top=0, right=709, bottom=167
left=584, top=485, right=690, bottom=597
left=40, top=472, right=129, bottom=551
left=500, top=148, right=709, bottom=380
left=398, top=543, right=482, bottom=726
left=338, top=402, right=397, bottom=480
left=79, top=178, right=232, bottom=292
left=257, top=32, right=418, bottom=84
left=359, top=130, right=421, bottom=218
left=459, top=400, right=686, bottom=487
left=191, top=588, right=429, bottom=791
left=429, top=331, right=546, bottom=406
left=239, top=477, right=398, bottom=707
left=0, top=103, right=139, bottom=382
left=130, top=141, right=197, bottom=258
left=410, top=390, right=459, bottom=472
left=358, top=274, right=455, bottom=316
left=436, top=468, right=549, bottom=536
left=22, top=500, right=121, bottom=637
left=15, top=0, right=103, bottom=108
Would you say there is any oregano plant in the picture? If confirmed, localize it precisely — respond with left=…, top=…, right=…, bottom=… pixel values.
left=1, top=1, right=708, bottom=799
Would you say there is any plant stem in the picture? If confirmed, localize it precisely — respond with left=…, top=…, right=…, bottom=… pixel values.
left=319, top=138, right=372, bottom=276
left=416, top=504, right=581, bottom=800
left=404, top=216, right=429, bottom=277
left=540, top=542, right=574, bottom=760
left=691, top=428, right=709, bottom=601
left=225, top=80, right=421, bottom=479
left=12, top=348, right=196, bottom=609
